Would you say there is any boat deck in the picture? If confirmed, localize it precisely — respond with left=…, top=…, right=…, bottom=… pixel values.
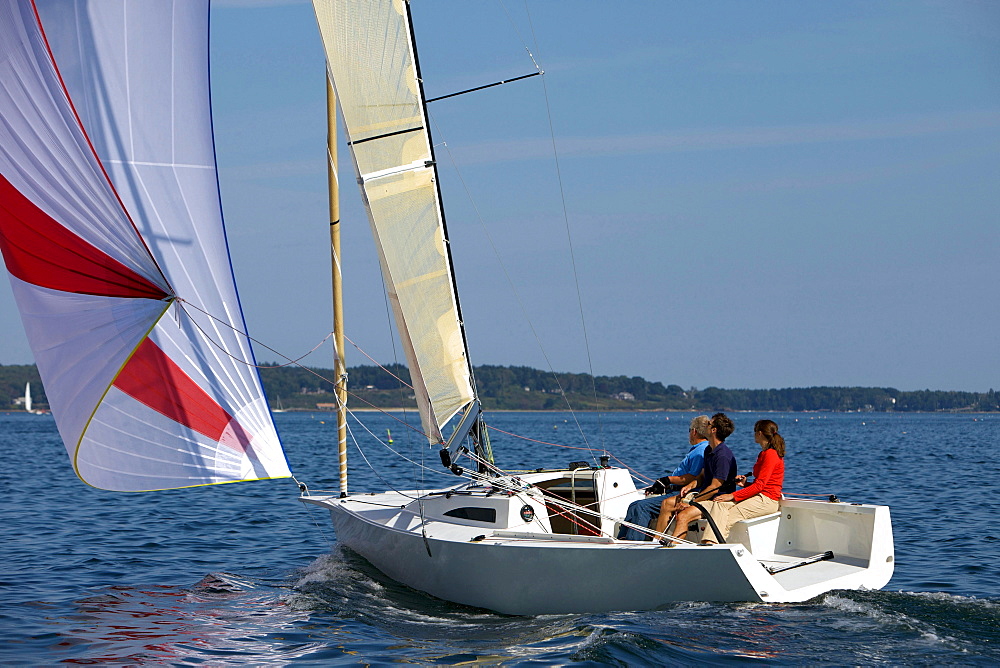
left=758, top=552, right=872, bottom=592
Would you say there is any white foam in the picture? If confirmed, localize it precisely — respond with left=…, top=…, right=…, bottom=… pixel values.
left=822, top=593, right=962, bottom=649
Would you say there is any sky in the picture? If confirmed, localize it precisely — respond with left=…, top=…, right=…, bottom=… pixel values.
left=1, top=0, right=998, bottom=393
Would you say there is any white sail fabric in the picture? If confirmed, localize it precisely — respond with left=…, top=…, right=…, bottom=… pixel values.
left=312, top=0, right=475, bottom=443
left=0, top=0, right=290, bottom=491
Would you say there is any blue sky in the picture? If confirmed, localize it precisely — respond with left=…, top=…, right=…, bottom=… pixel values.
left=2, top=1, right=998, bottom=392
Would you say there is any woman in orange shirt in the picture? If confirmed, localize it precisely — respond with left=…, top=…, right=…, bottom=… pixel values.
left=699, top=419, right=785, bottom=545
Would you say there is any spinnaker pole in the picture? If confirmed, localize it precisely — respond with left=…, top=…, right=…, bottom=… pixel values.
left=327, top=76, right=348, bottom=496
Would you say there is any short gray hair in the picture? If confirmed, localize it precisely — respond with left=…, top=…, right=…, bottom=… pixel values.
left=689, top=415, right=711, bottom=439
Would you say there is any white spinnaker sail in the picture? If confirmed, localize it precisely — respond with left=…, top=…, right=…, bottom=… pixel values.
left=0, top=0, right=289, bottom=491
left=312, top=0, right=476, bottom=444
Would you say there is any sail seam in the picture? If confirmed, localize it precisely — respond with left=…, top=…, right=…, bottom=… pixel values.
left=27, top=0, right=174, bottom=297
left=71, top=299, right=174, bottom=488
left=106, top=160, right=214, bottom=170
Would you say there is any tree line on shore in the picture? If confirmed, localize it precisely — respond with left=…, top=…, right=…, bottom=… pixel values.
left=3, top=363, right=996, bottom=413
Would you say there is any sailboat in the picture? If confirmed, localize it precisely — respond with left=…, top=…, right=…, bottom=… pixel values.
left=298, top=0, right=894, bottom=614
left=0, top=0, right=289, bottom=492
left=22, top=381, right=44, bottom=414
left=0, top=0, right=893, bottom=614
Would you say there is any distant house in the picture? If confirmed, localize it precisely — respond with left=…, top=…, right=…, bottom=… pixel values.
left=612, top=392, right=635, bottom=401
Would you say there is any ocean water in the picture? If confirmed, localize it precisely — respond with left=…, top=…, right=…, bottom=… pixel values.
left=1, top=410, right=998, bottom=665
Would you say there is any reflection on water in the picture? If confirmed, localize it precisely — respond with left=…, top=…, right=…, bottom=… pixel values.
left=52, top=575, right=312, bottom=665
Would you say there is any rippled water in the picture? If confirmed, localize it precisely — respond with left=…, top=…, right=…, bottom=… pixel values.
left=2, top=410, right=998, bottom=665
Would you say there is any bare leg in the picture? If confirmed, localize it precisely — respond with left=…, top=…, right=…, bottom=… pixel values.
left=653, top=494, right=682, bottom=535
left=670, top=504, right=703, bottom=540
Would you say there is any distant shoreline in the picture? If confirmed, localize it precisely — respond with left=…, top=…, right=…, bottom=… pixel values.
left=4, top=362, right=997, bottom=413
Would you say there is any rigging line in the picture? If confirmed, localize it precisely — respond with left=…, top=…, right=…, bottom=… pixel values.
left=486, top=425, right=602, bottom=454
left=479, top=425, right=654, bottom=488
left=450, top=464, right=652, bottom=543
left=542, top=500, right=605, bottom=537
left=174, top=298, right=335, bottom=371
left=525, top=3, right=606, bottom=456
left=372, top=265, right=424, bottom=493
left=343, top=416, right=414, bottom=498
left=537, top=489, right=688, bottom=543
left=176, top=298, right=415, bottom=439
left=460, top=448, right=507, bottom=478
left=342, top=402, right=451, bottom=483
left=179, top=295, right=434, bottom=447
left=456, top=466, right=687, bottom=543
left=607, top=453, right=658, bottom=486
left=388, top=447, right=659, bottom=543
left=174, top=299, right=430, bottom=443
left=430, top=122, right=593, bottom=454
left=343, top=334, right=414, bottom=391
left=465, top=426, right=657, bottom=500
left=496, top=0, right=542, bottom=72
left=343, top=389, right=428, bottom=439
left=299, top=500, right=336, bottom=548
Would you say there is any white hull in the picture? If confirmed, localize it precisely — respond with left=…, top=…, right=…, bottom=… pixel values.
left=302, top=468, right=894, bottom=615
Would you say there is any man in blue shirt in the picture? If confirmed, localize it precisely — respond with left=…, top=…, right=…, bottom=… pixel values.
left=617, top=415, right=712, bottom=541
left=659, top=412, right=739, bottom=542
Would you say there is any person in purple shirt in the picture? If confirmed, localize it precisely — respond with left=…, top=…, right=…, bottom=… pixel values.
left=656, top=412, right=738, bottom=541
left=616, top=415, right=712, bottom=541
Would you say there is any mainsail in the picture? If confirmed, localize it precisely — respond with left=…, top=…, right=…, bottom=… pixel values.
left=0, top=0, right=289, bottom=491
left=312, top=0, right=476, bottom=444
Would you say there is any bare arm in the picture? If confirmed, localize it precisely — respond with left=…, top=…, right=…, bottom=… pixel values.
left=680, top=473, right=703, bottom=497
left=689, top=478, right=725, bottom=504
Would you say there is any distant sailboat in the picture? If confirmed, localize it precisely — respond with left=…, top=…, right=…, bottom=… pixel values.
left=22, top=381, right=46, bottom=415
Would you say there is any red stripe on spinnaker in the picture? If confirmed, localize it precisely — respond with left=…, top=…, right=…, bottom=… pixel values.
left=0, top=174, right=168, bottom=299
left=114, top=339, right=253, bottom=453
left=29, top=0, right=171, bottom=293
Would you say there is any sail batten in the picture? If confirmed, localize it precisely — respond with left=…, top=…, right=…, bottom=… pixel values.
left=0, top=0, right=290, bottom=491
left=313, top=0, right=476, bottom=443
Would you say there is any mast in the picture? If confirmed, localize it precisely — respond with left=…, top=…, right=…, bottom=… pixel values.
left=328, top=77, right=349, bottom=496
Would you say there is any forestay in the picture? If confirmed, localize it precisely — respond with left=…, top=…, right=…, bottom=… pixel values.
left=311, top=0, right=476, bottom=444
left=0, top=0, right=289, bottom=491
